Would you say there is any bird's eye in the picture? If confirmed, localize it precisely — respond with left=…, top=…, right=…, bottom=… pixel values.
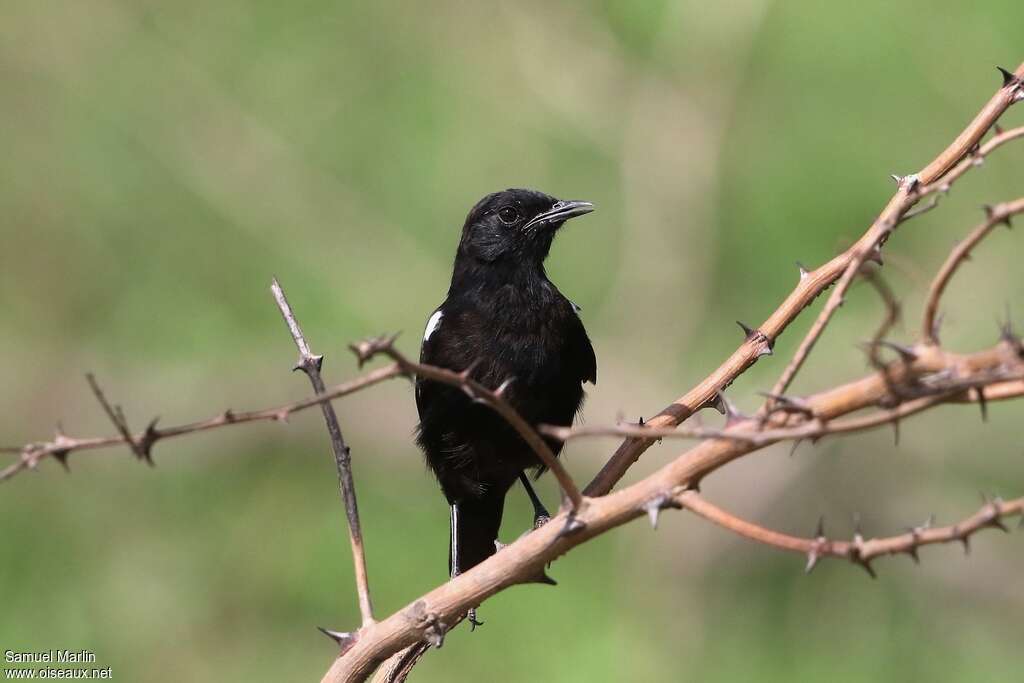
left=498, top=206, right=519, bottom=224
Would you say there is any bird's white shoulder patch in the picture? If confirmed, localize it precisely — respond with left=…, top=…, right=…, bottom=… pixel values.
left=423, top=309, right=444, bottom=342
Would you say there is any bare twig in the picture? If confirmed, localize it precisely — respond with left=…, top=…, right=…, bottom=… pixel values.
left=677, top=490, right=1023, bottom=575
left=85, top=373, right=156, bottom=465
left=921, top=199, right=1024, bottom=344
left=543, top=367, right=1024, bottom=448
left=0, top=363, right=402, bottom=483
left=271, top=278, right=375, bottom=628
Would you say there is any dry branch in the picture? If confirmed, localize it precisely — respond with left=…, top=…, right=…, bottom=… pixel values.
left=677, top=491, right=1023, bottom=576
left=271, top=278, right=376, bottom=628
left=584, top=63, right=1024, bottom=497
left=0, top=363, right=402, bottom=483
left=921, top=199, right=1024, bottom=344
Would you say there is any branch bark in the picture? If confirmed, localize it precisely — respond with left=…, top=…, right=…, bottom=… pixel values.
left=271, top=278, right=376, bottom=628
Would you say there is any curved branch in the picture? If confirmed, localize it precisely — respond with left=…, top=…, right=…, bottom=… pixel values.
left=677, top=490, right=1023, bottom=575
left=921, top=199, right=1024, bottom=344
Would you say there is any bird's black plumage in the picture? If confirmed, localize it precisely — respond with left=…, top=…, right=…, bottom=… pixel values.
left=415, top=188, right=596, bottom=581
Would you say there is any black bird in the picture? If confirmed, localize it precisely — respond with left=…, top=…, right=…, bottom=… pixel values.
left=415, top=188, right=597, bottom=595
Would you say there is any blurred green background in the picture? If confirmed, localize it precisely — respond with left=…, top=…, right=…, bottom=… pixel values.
left=2, top=2, right=1022, bottom=681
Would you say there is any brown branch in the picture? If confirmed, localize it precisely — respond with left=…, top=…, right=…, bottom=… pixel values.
left=0, top=363, right=402, bottom=483
left=862, top=268, right=901, bottom=348
left=542, top=366, right=1024, bottom=448
left=921, top=199, right=1024, bottom=344
left=348, top=336, right=584, bottom=510
left=917, top=124, right=1024, bottom=197
left=677, top=490, right=1023, bottom=575
left=270, top=278, right=375, bottom=627
left=85, top=373, right=156, bottom=465
left=321, top=337, right=1024, bottom=682
left=584, top=63, right=1024, bottom=497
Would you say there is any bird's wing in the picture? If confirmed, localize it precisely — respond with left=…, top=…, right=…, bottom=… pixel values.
left=576, top=319, right=597, bottom=385
left=568, top=306, right=597, bottom=385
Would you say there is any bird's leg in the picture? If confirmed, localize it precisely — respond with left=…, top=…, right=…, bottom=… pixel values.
left=519, top=472, right=550, bottom=529
left=449, top=503, right=484, bottom=630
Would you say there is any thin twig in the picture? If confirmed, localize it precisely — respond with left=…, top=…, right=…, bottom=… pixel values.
left=0, top=363, right=402, bottom=483
left=85, top=373, right=155, bottom=464
left=677, top=490, right=1023, bottom=575
left=921, top=199, right=1024, bottom=344
left=271, top=278, right=376, bottom=628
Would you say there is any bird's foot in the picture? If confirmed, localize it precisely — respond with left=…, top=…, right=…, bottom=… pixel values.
left=468, top=608, right=485, bottom=631
left=533, top=513, right=551, bottom=530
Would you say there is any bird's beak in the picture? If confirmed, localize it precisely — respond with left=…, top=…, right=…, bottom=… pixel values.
left=523, top=200, right=595, bottom=231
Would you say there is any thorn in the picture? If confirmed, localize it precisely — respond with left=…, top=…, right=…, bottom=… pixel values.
left=852, top=512, right=864, bottom=541
left=875, top=339, right=919, bottom=362
left=557, top=515, right=586, bottom=539
left=737, top=321, right=774, bottom=357
left=316, top=627, right=357, bottom=653
left=222, top=408, right=236, bottom=423
left=984, top=204, right=996, bottom=220
left=789, top=439, right=804, bottom=457
left=906, top=545, right=920, bottom=564
left=866, top=244, right=883, bottom=266
left=997, top=66, right=1017, bottom=87
left=855, top=556, right=878, bottom=579
left=524, top=568, right=558, bottom=586
left=994, top=123, right=1004, bottom=135
left=294, top=354, right=324, bottom=374
left=960, top=534, right=970, bottom=555
left=467, top=610, right=484, bottom=632
left=52, top=450, right=71, bottom=472
left=642, top=494, right=678, bottom=530
left=714, top=391, right=746, bottom=427
left=814, top=515, right=826, bottom=539
left=892, top=419, right=900, bottom=447
left=797, top=262, right=810, bottom=281
left=804, top=549, right=819, bottom=574
left=890, top=173, right=902, bottom=185
left=974, top=387, right=988, bottom=422
left=759, top=392, right=814, bottom=418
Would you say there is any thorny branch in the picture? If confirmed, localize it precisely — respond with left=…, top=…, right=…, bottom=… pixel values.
left=2, top=62, right=1024, bottom=683
left=271, top=278, right=376, bottom=628
left=584, top=63, right=1024, bottom=497
left=677, top=491, right=1024, bottom=576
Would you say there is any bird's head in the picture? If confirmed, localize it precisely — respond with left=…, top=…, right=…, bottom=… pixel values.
left=456, top=188, right=594, bottom=266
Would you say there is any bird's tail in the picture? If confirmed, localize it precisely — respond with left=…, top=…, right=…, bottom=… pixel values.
left=449, top=488, right=506, bottom=577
